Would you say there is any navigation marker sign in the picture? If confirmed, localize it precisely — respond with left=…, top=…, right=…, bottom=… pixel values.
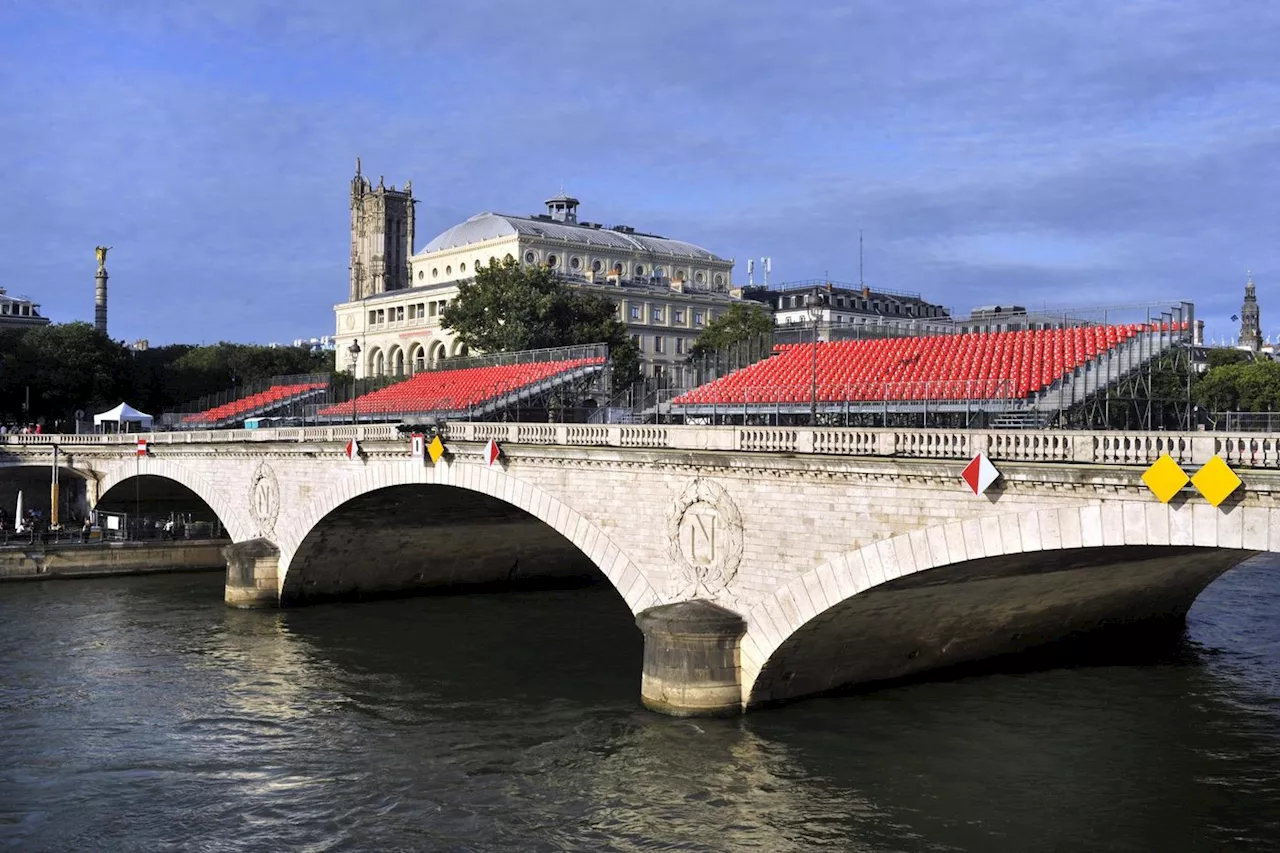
left=961, top=453, right=1000, bottom=496
left=427, top=435, right=446, bottom=465
left=136, top=438, right=148, bottom=457
left=345, top=438, right=360, bottom=461
left=485, top=439, right=501, bottom=466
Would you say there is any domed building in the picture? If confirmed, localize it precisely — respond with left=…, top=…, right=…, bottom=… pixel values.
left=335, top=163, right=740, bottom=386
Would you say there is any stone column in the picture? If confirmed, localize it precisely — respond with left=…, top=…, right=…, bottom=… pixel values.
left=224, top=539, right=280, bottom=608
left=94, top=268, right=108, bottom=335
left=635, top=600, right=746, bottom=717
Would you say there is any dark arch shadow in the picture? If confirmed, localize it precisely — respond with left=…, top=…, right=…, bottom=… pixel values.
left=0, top=464, right=91, bottom=526
left=281, top=483, right=618, bottom=606
left=97, top=474, right=229, bottom=536
left=748, top=545, right=1256, bottom=708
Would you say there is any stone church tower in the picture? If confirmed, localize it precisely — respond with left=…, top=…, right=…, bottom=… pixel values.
left=349, top=159, right=415, bottom=301
left=1240, top=271, right=1261, bottom=352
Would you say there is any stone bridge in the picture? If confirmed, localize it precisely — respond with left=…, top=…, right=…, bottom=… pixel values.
left=3, top=422, right=1279, bottom=716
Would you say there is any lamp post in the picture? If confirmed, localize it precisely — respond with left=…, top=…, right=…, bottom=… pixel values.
left=808, top=290, right=826, bottom=426
left=347, top=340, right=362, bottom=425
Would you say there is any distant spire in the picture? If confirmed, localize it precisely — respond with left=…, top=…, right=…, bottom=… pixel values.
left=356, top=156, right=362, bottom=177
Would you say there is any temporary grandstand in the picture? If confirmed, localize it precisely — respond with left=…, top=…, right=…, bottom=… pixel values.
left=165, top=375, right=329, bottom=429
left=668, top=302, right=1196, bottom=429
left=315, top=345, right=608, bottom=424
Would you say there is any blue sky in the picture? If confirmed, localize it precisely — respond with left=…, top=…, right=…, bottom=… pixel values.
left=0, top=1, right=1276, bottom=346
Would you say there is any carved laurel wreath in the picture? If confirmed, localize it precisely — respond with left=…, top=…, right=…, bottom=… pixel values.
left=248, top=461, right=280, bottom=537
left=665, top=477, right=744, bottom=598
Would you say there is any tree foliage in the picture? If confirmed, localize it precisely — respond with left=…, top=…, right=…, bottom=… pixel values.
left=0, top=324, right=331, bottom=426
left=442, top=258, right=639, bottom=389
left=690, top=302, right=775, bottom=357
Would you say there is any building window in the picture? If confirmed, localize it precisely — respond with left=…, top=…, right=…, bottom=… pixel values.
left=476, top=258, right=483, bottom=270
left=446, top=265, right=452, bottom=275
left=460, top=262, right=467, bottom=272
left=635, top=264, right=645, bottom=277
left=655, top=266, right=666, bottom=278
left=673, top=309, right=685, bottom=324
left=629, top=305, right=641, bottom=320
left=546, top=254, right=558, bottom=268
left=393, top=306, right=404, bottom=322
left=694, top=311, right=705, bottom=326
left=675, top=337, right=685, bottom=355
left=368, top=310, right=377, bottom=325
left=694, top=271, right=704, bottom=284
left=713, top=273, right=723, bottom=286
left=417, top=270, right=424, bottom=281
left=651, top=307, right=663, bottom=323
left=653, top=336, right=664, bottom=353
left=570, top=256, right=581, bottom=270
left=376, top=309, right=386, bottom=324
left=432, top=268, right=439, bottom=278
left=676, top=269, right=686, bottom=280
left=429, top=302, right=437, bottom=317
left=632, top=334, right=642, bottom=351
left=614, top=262, right=623, bottom=273
left=525, top=251, right=536, bottom=264
left=592, top=259, right=602, bottom=272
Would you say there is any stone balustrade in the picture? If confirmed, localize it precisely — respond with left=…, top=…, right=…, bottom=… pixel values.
left=3, top=423, right=1279, bottom=468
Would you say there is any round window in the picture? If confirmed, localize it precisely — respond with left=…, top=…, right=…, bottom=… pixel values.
left=592, top=259, right=602, bottom=272
left=713, top=273, right=724, bottom=285
left=460, top=262, right=467, bottom=272
left=676, top=269, right=686, bottom=280
left=635, top=265, right=645, bottom=276
left=476, top=259, right=483, bottom=270
left=546, top=254, right=558, bottom=268
left=417, top=270, right=424, bottom=280
left=525, top=251, right=536, bottom=264
left=445, top=265, right=452, bottom=275
left=570, top=256, right=581, bottom=270
left=613, top=262, right=623, bottom=273
left=432, top=268, right=439, bottom=278
left=695, top=271, right=705, bottom=283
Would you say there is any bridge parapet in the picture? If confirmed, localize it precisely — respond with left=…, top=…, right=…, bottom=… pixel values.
left=5, top=425, right=1280, bottom=468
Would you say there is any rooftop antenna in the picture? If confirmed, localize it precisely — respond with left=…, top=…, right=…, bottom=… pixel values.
left=761, top=256, right=772, bottom=287
left=859, top=229, right=864, bottom=288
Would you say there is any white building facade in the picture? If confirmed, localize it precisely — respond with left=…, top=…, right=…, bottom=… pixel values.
left=334, top=167, right=740, bottom=385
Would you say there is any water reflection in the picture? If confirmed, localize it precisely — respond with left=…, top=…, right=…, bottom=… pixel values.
left=0, top=559, right=1277, bottom=851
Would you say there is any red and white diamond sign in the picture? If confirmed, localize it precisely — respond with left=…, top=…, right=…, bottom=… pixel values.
left=961, top=452, right=1000, bottom=495
left=136, top=438, right=148, bottom=457
left=485, top=439, right=501, bottom=466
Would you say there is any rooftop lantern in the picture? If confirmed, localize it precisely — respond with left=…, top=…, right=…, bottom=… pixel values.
left=544, top=192, right=579, bottom=224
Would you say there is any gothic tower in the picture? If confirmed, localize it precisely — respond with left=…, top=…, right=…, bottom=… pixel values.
left=1240, top=271, right=1261, bottom=352
left=349, top=158, right=415, bottom=301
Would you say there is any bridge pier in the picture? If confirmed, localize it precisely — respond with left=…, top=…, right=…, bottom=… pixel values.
left=223, top=539, right=280, bottom=608
left=636, top=601, right=747, bottom=717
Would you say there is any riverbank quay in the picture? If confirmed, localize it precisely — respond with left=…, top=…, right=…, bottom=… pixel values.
left=0, top=539, right=226, bottom=581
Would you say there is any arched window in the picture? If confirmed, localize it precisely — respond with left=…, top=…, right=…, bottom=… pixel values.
left=525, top=251, right=536, bottom=264
left=592, top=259, right=602, bottom=272
left=412, top=345, right=426, bottom=373
left=392, top=348, right=405, bottom=376
left=570, top=256, right=581, bottom=270
left=546, top=254, right=558, bottom=268
left=370, top=349, right=385, bottom=377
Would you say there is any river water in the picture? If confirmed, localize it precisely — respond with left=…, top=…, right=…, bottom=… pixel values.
left=1, top=558, right=1277, bottom=852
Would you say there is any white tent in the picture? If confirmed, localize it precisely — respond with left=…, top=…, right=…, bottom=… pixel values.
left=93, top=402, right=154, bottom=432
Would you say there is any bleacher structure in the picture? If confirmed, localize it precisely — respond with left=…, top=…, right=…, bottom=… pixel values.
left=667, top=302, right=1196, bottom=428
left=315, top=349, right=607, bottom=423
left=166, top=375, right=329, bottom=429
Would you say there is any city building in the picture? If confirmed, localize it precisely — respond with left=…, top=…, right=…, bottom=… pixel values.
left=334, top=164, right=741, bottom=385
left=0, top=287, right=51, bottom=330
left=741, top=280, right=951, bottom=342
left=1239, top=271, right=1261, bottom=352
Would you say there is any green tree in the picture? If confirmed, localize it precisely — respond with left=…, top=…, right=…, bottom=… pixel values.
left=689, top=302, right=775, bottom=357
left=0, top=323, right=132, bottom=425
left=1206, top=348, right=1251, bottom=370
left=442, top=258, right=639, bottom=389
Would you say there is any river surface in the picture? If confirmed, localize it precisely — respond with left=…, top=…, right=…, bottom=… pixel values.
left=1, top=558, right=1278, bottom=852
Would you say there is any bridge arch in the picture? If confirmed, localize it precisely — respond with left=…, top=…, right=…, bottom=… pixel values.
left=92, top=457, right=252, bottom=542
left=275, top=458, right=659, bottom=613
left=741, top=500, right=1269, bottom=708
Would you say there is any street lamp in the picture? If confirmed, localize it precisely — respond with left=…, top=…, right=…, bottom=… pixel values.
left=347, top=340, right=362, bottom=425
left=808, top=290, right=827, bottom=426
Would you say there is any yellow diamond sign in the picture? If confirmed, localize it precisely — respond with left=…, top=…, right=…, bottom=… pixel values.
left=427, top=435, right=446, bottom=464
left=1141, top=453, right=1189, bottom=503
left=1191, top=455, right=1242, bottom=507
